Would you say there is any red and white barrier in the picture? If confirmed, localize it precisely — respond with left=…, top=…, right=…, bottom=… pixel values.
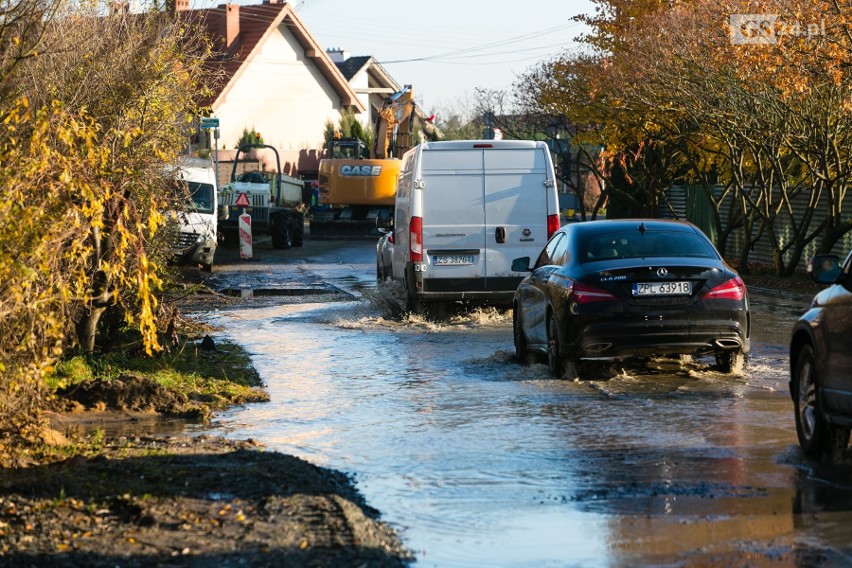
left=239, top=213, right=252, bottom=259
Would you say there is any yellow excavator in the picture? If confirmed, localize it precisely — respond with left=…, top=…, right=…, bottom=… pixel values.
left=311, top=85, right=417, bottom=236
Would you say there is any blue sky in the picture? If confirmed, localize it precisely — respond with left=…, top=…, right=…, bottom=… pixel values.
left=294, top=0, right=594, bottom=113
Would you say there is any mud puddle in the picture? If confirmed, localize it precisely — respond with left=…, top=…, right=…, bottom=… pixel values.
left=186, top=282, right=840, bottom=566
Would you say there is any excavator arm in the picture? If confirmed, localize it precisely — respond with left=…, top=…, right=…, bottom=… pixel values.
left=373, top=85, right=415, bottom=159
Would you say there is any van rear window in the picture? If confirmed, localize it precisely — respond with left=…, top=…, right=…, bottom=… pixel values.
left=422, top=150, right=482, bottom=171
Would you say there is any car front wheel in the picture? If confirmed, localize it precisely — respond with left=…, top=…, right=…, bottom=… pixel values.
left=793, top=343, right=850, bottom=459
left=513, top=306, right=528, bottom=362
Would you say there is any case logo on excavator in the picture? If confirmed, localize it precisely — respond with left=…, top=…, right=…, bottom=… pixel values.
left=340, top=165, right=382, bottom=176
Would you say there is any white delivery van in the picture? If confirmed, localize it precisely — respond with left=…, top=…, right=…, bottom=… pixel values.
left=169, top=158, right=218, bottom=272
left=387, top=140, right=561, bottom=311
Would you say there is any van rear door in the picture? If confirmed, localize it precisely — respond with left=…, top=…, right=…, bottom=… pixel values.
left=483, top=146, right=550, bottom=288
left=420, top=148, right=486, bottom=284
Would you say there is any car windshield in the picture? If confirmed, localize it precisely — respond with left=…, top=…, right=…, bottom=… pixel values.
left=580, top=230, right=718, bottom=263
left=172, top=180, right=215, bottom=214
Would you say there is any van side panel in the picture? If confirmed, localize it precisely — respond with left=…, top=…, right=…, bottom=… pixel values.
left=391, top=153, right=414, bottom=282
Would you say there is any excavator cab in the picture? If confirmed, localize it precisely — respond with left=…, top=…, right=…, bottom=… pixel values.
left=328, top=138, right=368, bottom=160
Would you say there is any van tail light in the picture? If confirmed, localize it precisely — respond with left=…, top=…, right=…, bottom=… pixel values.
left=546, top=214, right=560, bottom=239
left=571, top=281, right=618, bottom=304
left=410, top=216, right=423, bottom=262
left=703, top=277, right=746, bottom=301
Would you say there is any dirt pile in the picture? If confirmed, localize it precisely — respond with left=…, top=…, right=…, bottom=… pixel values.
left=54, top=374, right=210, bottom=420
left=0, top=435, right=411, bottom=567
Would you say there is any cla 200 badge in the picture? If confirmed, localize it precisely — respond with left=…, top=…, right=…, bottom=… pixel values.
left=341, top=165, right=382, bottom=176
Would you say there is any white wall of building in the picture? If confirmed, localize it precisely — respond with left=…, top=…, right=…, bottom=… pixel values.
left=348, top=70, right=374, bottom=130
left=213, top=25, right=345, bottom=153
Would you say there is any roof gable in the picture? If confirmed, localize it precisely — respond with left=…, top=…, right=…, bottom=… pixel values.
left=182, top=1, right=364, bottom=113
left=335, top=55, right=371, bottom=81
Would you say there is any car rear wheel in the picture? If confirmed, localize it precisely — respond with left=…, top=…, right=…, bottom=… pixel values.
left=547, top=314, right=578, bottom=379
left=547, top=315, right=560, bottom=376
left=404, top=277, right=420, bottom=314
left=513, top=306, right=528, bottom=362
left=793, top=343, right=850, bottom=459
left=715, top=349, right=746, bottom=374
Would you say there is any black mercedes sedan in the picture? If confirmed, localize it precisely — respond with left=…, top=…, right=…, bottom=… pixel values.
left=512, top=219, right=750, bottom=376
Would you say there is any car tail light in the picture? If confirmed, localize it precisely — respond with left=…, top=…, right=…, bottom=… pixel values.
left=703, top=276, right=746, bottom=301
left=388, top=233, right=394, bottom=244
left=546, top=214, right=560, bottom=239
left=410, top=216, right=423, bottom=262
left=571, top=281, right=618, bottom=304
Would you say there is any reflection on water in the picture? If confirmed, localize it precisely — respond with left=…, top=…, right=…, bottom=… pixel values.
left=53, top=413, right=192, bottom=438
left=186, top=289, right=848, bottom=566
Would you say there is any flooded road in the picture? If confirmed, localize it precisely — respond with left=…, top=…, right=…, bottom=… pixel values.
left=195, top=239, right=852, bottom=566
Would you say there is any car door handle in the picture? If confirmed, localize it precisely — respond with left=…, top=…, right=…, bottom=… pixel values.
left=495, top=226, right=506, bottom=244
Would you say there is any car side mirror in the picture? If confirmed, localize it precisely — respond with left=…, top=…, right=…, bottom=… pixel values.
left=376, top=211, right=393, bottom=231
left=808, top=254, right=841, bottom=284
left=512, top=257, right=532, bottom=272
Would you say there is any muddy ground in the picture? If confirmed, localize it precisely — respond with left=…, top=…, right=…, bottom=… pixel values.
left=0, top=433, right=411, bottom=567
left=0, top=283, right=412, bottom=566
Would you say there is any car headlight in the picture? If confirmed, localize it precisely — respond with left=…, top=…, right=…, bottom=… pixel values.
left=195, top=234, right=205, bottom=244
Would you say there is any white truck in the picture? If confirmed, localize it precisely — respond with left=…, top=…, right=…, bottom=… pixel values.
left=219, top=144, right=305, bottom=249
left=169, top=158, right=219, bottom=272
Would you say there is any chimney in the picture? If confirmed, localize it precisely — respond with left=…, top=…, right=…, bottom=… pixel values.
left=220, top=3, right=240, bottom=50
left=165, top=0, right=190, bottom=12
left=326, top=48, right=350, bottom=63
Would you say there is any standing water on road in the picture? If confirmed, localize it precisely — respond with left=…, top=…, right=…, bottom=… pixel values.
left=196, top=244, right=852, bottom=566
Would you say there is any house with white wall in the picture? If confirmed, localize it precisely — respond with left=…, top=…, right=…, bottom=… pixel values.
left=178, top=0, right=364, bottom=178
left=174, top=0, right=437, bottom=183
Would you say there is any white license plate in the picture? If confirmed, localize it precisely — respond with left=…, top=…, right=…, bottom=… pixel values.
left=633, top=281, right=692, bottom=296
left=433, top=255, right=475, bottom=266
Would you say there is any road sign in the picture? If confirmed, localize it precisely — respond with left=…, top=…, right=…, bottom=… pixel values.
left=200, top=117, right=220, bottom=129
left=235, top=192, right=250, bottom=208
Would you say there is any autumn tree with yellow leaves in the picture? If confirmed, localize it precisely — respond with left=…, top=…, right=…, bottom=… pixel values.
left=516, top=0, right=852, bottom=274
left=0, top=0, right=214, bottom=457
